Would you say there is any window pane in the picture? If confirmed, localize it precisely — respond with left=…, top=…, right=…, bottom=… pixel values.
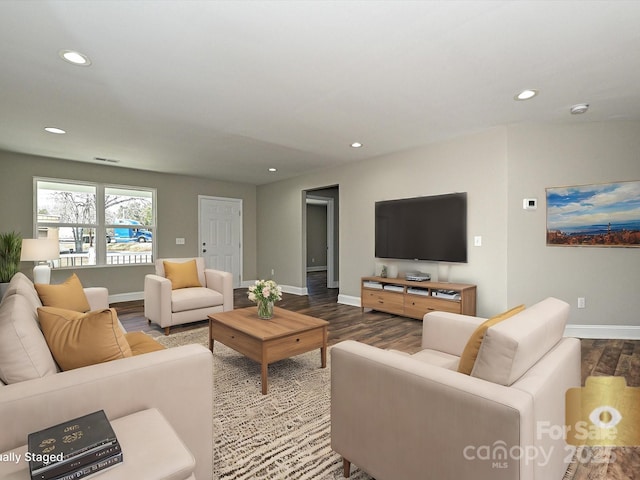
left=34, top=180, right=155, bottom=268
left=105, top=187, right=154, bottom=265
left=36, top=181, right=97, bottom=266
left=37, top=181, right=97, bottom=224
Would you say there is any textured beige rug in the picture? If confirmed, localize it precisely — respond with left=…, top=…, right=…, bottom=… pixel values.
left=154, top=327, right=371, bottom=480
left=154, top=328, right=617, bottom=480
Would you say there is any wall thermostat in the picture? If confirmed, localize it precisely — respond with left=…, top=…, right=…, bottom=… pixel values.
left=523, top=198, right=538, bottom=210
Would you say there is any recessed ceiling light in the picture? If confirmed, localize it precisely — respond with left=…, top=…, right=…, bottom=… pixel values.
left=59, top=49, right=91, bottom=66
left=351, top=142, right=363, bottom=148
left=570, top=103, right=589, bottom=115
left=44, top=127, right=66, bottom=134
left=268, top=167, right=277, bottom=172
left=514, top=89, right=538, bottom=101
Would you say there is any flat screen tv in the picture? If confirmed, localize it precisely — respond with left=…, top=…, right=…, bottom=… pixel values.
left=375, top=192, right=467, bottom=263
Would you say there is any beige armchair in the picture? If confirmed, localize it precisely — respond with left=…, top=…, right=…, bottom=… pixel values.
left=144, top=257, right=233, bottom=335
left=331, top=297, right=581, bottom=480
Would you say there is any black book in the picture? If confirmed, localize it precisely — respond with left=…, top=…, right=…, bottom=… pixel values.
left=28, top=410, right=119, bottom=479
left=52, top=452, right=123, bottom=480
left=32, top=442, right=121, bottom=480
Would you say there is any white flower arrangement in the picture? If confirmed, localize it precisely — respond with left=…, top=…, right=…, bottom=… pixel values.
left=248, top=279, right=283, bottom=304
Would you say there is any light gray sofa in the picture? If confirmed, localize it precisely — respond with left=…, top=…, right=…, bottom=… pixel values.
left=0, top=273, right=213, bottom=480
left=331, top=297, right=581, bottom=480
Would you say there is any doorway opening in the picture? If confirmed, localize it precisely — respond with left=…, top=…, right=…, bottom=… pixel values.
left=304, top=186, right=339, bottom=293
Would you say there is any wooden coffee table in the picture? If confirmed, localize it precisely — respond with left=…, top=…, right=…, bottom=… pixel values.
left=208, top=306, right=329, bottom=394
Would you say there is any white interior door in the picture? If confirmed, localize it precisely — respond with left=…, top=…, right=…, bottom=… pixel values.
left=198, top=196, right=242, bottom=288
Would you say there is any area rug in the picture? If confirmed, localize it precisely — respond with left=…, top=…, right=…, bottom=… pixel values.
left=154, top=328, right=613, bottom=480
left=154, top=327, right=372, bottom=480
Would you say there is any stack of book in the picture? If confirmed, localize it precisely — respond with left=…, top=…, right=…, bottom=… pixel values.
left=28, top=410, right=122, bottom=480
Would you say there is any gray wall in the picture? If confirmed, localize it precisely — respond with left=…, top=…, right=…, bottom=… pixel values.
left=306, top=204, right=327, bottom=269
left=3, top=120, right=638, bottom=328
left=0, top=150, right=257, bottom=295
left=258, top=128, right=508, bottom=317
left=506, top=122, right=640, bottom=327
left=257, top=122, right=640, bottom=326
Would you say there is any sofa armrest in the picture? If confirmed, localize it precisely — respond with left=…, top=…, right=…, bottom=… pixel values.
left=144, top=274, right=172, bottom=327
left=0, top=344, right=213, bottom=480
left=331, top=341, right=534, bottom=480
left=83, top=286, right=109, bottom=310
left=421, top=311, right=486, bottom=356
left=204, top=269, right=234, bottom=311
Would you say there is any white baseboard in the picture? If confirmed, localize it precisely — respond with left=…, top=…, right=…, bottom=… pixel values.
left=281, top=284, right=308, bottom=296
left=109, top=291, right=144, bottom=303
left=336, top=295, right=639, bottom=340
left=338, top=294, right=361, bottom=307
left=564, top=324, right=640, bottom=340
left=108, top=290, right=639, bottom=340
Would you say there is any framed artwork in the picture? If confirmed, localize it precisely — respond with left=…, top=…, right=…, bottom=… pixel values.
left=546, top=180, right=640, bottom=247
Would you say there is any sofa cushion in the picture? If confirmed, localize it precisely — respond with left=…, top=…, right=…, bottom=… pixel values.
left=171, top=287, right=224, bottom=313
left=35, top=273, right=91, bottom=312
left=457, top=304, right=525, bottom=375
left=471, top=297, right=570, bottom=386
left=1, top=272, right=42, bottom=309
left=411, top=349, right=460, bottom=370
left=0, top=294, right=58, bottom=384
left=163, top=260, right=202, bottom=290
left=38, top=307, right=133, bottom=371
left=125, top=332, right=166, bottom=355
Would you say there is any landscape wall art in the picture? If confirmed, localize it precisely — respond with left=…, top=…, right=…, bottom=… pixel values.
left=546, top=180, right=640, bottom=247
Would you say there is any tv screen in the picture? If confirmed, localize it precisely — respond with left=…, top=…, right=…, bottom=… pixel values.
left=375, top=192, right=467, bottom=263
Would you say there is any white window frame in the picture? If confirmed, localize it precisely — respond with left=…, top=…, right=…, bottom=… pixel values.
left=34, top=177, right=157, bottom=268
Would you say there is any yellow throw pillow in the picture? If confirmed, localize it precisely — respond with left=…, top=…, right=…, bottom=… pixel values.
left=457, top=304, right=526, bottom=375
left=163, top=260, right=202, bottom=290
left=35, top=273, right=91, bottom=313
left=38, top=307, right=133, bottom=371
left=125, top=332, right=166, bottom=356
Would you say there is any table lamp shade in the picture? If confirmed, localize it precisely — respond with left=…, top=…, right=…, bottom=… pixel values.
left=20, top=239, right=59, bottom=284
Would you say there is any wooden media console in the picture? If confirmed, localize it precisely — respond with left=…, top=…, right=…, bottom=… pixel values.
left=361, top=276, right=477, bottom=319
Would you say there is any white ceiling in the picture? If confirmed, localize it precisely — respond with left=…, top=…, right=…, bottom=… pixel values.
left=1, top=1, right=639, bottom=185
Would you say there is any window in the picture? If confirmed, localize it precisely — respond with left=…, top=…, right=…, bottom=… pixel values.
left=35, top=179, right=156, bottom=267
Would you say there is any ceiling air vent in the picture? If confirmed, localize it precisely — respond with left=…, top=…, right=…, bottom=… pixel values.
left=94, top=157, right=120, bottom=164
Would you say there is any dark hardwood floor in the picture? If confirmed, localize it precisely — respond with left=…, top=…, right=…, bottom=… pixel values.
left=115, top=271, right=639, bottom=388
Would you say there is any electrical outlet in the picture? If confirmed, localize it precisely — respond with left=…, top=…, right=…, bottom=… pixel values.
left=578, top=297, right=586, bottom=309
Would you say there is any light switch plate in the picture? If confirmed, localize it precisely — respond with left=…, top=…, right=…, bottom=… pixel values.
left=176, top=238, right=185, bottom=245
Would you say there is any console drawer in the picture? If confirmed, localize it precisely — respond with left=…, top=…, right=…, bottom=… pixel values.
left=404, top=295, right=461, bottom=318
left=362, top=289, right=405, bottom=315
